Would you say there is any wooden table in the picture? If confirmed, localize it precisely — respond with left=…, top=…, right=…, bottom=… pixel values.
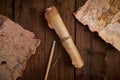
left=0, top=0, right=120, bottom=80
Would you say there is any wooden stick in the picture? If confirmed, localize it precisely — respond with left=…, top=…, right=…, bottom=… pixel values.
left=44, top=41, right=56, bottom=80
left=45, top=6, right=84, bottom=68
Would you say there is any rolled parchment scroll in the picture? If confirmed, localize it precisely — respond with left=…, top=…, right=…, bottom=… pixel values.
left=45, top=6, right=84, bottom=68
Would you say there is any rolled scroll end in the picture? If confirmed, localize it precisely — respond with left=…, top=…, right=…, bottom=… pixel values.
left=45, top=6, right=59, bottom=29
left=73, top=60, right=84, bottom=68
left=45, top=6, right=84, bottom=68
left=72, top=54, right=84, bottom=68
left=62, top=38, right=84, bottom=68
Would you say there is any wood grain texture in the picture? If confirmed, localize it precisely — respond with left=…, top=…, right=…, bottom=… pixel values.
left=76, top=0, right=106, bottom=80
left=75, top=0, right=91, bottom=80
left=0, top=0, right=120, bottom=80
left=91, top=33, right=106, bottom=80
left=14, top=0, right=46, bottom=79
left=106, top=47, right=120, bottom=80
left=0, top=0, right=13, bottom=19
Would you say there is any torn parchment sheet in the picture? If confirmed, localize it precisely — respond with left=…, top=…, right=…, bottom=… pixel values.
left=74, top=0, right=120, bottom=51
left=0, top=15, right=40, bottom=80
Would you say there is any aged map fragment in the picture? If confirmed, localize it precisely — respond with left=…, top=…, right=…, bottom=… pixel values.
left=74, top=0, right=120, bottom=51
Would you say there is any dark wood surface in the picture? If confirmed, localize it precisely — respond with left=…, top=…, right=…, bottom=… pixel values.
left=0, top=0, right=120, bottom=80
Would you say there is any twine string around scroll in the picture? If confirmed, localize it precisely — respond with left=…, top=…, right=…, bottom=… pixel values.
left=61, top=36, right=71, bottom=43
